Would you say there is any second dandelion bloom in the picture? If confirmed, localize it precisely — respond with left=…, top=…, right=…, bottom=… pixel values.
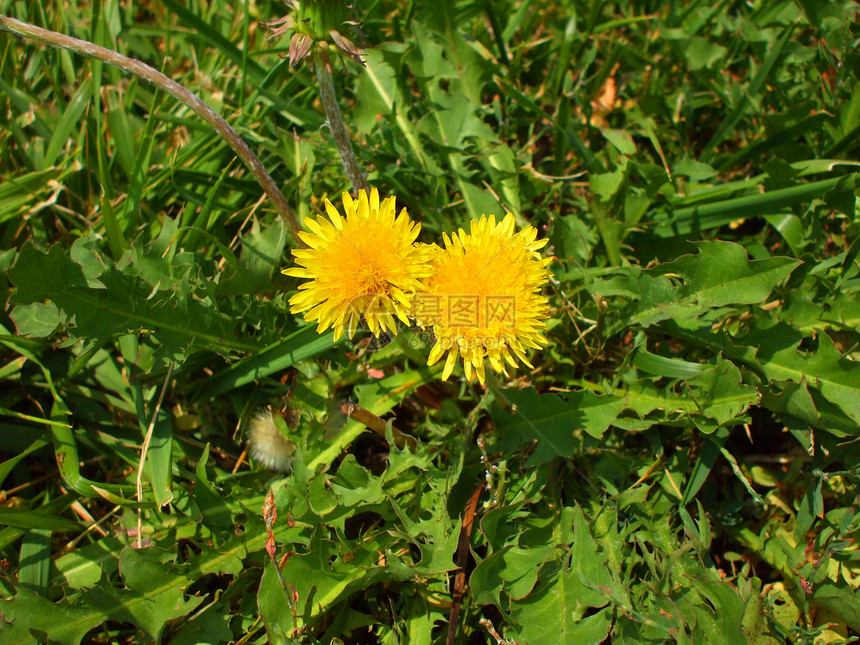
left=418, top=213, right=552, bottom=385
left=284, top=189, right=433, bottom=340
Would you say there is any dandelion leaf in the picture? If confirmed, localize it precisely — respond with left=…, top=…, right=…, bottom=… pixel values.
left=83, top=546, right=203, bottom=642
left=8, top=240, right=246, bottom=360
left=629, top=240, right=800, bottom=328
left=0, top=588, right=103, bottom=645
left=491, top=388, right=625, bottom=463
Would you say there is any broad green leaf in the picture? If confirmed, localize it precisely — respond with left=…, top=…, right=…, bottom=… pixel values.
left=354, top=46, right=403, bottom=133
left=258, top=560, right=298, bottom=644
left=674, top=159, right=718, bottom=181
left=355, top=46, right=430, bottom=169
left=9, top=302, right=61, bottom=337
left=165, top=602, right=234, bottom=645
left=515, top=605, right=613, bottom=644
left=215, top=218, right=287, bottom=296
left=0, top=587, right=104, bottom=645
left=508, top=558, right=613, bottom=645
left=8, top=242, right=256, bottom=358
left=739, top=578, right=783, bottom=645
left=84, top=547, right=203, bottom=642
left=759, top=379, right=858, bottom=437
left=754, top=332, right=860, bottom=426
left=53, top=537, right=123, bottom=590
left=490, top=388, right=625, bottom=462
left=685, top=358, right=760, bottom=429
left=627, top=241, right=800, bottom=329
left=470, top=544, right=554, bottom=608
left=682, top=37, right=728, bottom=71
left=570, top=505, right=614, bottom=607
left=329, top=455, right=386, bottom=508
left=811, top=580, right=860, bottom=633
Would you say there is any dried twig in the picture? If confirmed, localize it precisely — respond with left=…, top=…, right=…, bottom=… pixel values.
left=340, top=400, right=418, bottom=451
left=446, top=483, right=483, bottom=645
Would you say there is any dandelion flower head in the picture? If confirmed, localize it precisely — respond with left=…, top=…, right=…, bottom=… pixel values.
left=420, top=213, right=551, bottom=385
left=284, top=189, right=432, bottom=340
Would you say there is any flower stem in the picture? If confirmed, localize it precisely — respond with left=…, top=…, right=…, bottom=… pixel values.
left=305, top=399, right=417, bottom=472
left=339, top=400, right=417, bottom=451
left=313, top=47, right=368, bottom=193
left=0, top=15, right=304, bottom=244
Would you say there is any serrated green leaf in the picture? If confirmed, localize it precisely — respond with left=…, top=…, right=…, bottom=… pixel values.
left=627, top=241, right=800, bottom=329
left=8, top=242, right=256, bottom=358
left=685, top=571, right=747, bottom=643
left=491, top=388, right=625, bottom=463
left=329, top=455, right=385, bottom=507
left=166, top=602, right=234, bottom=645
left=759, top=379, right=857, bottom=436
left=685, top=358, right=760, bottom=428
left=84, top=547, right=203, bottom=642
left=471, top=544, right=554, bottom=608
left=0, top=587, right=104, bottom=645
left=389, top=496, right=460, bottom=575
left=613, top=358, right=759, bottom=433
left=756, top=332, right=860, bottom=426
left=262, top=532, right=409, bottom=632
left=508, top=562, right=613, bottom=645
left=517, top=604, right=613, bottom=644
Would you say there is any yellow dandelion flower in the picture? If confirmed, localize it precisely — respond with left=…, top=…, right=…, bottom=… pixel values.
left=419, top=213, right=551, bottom=385
left=284, top=189, right=432, bottom=340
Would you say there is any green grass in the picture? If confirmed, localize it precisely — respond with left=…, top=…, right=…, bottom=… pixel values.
left=1, top=0, right=859, bottom=643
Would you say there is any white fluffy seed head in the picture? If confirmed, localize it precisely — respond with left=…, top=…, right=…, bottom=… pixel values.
left=247, top=409, right=295, bottom=472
